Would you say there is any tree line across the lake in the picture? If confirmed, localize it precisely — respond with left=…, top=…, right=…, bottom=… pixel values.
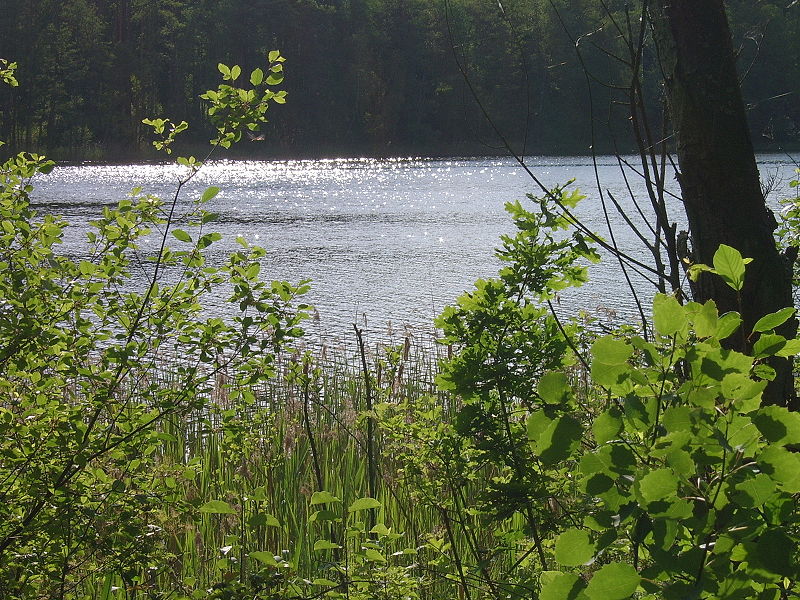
left=0, top=0, right=798, bottom=160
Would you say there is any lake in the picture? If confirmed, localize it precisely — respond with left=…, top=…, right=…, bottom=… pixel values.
left=32, top=154, right=799, bottom=343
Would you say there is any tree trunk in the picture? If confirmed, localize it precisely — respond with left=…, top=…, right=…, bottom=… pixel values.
left=650, top=0, right=796, bottom=408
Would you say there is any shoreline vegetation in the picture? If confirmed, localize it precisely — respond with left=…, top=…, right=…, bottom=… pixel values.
left=10, top=139, right=800, bottom=165
left=89, top=332, right=493, bottom=597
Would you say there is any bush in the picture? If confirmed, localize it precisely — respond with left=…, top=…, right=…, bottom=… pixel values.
left=0, top=54, right=309, bottom=598
left=384, top=184, right=800, bottom=598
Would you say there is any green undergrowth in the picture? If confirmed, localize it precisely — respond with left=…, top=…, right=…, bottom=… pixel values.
left=120, top=338, right=465, bottom=598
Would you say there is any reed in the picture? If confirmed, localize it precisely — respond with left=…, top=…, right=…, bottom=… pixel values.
left=175, top=330, right=429, bottom=591
left=74, top=326, right=519, bottom=599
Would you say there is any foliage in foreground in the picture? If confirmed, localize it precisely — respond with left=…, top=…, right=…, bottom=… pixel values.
left=380, top=190, right=800, bottom=598
left=0, top=54, right=312, bottom=598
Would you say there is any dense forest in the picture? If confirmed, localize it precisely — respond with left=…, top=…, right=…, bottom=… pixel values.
left=0, top=0, right=798, bottom=159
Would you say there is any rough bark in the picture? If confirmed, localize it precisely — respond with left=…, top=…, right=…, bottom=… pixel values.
left=650, top=0, right=796, bottom=408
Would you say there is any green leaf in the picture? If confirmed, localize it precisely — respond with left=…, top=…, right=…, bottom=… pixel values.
left=752, top=307, right=795, bottom=332
left=712, top=244, right=748, bottom=291
left=201, top=186, right=220, bottom=202
left=637, top=468, right=679, bottom=504
left=218, top=63, right=231, bottom=78
left=733, top=473, right=776, bottom=507
left=719, top=347, right=754, bottom=374
left=527, top=410, right=554, bottom=441
left=721, top=373, right=765, bottom=407
left=313, top=540, right=341, bottom=551
left=230, top=65, right=241, bottom=80
left=759, top=446, right=800, bottom=493
left=653, top=294, right=687, bottom=336
left=727, top=414, right=761, bottom=452
left=245, top=262, right=260, bottom=280
left=593, top=408, right=622, bottom=444
left=248, top=512, right=281, bottom=528
left=312, top=578, right=339, bottom=587
left=688, top=262, right=715, bottom=282
left=268, top=50, right=281, bottom=62
left=539, top=571, right=588, bottom=600
left=348, top=497, right=381, bottom=512
left=555, top=528, right=595, bottom=566
left=172, top=229, right=192, bottom=243
left=308, top=509, right=339, bottom=523
left=311, top=490, right=341, bottom=505
left=591, top=336, right=632, bottom=365
left=250, top=67, right=264, bottom=86
left=587, top=444, right=637, bottom=475
left=775, top=338, right=800, bottom=357
left=370, top=523, right=391, bottom=536
left=716, top=312, right=743, bottom=340
left=199, top=500, right=236, bottom=514
left=363, top=548, right=386, bottom=562
left=685, top=300, right=719, bottom=338
left=79, top=260, right=96, bottom=276
left=752, top=405, right=800, bottom=446
left=665, top=449, right=695, bottom=478
left=662, top=406, right=691, bottom=433
left=535, top=415, right=582, bottom=464
left=753, top=333, right=787, bottom=358
left=753, top=363, right=776, bottom=381
left=591, top=362, right=629, bottom=388
left=538, top=371, right=570, bottom=405
left=249, top=551, right=278, bottom=566
left=198, top=232, right=222, bottom=249
left=748, top=529, right=796, bottom=578
left=584, top=562, right=640, bottom=600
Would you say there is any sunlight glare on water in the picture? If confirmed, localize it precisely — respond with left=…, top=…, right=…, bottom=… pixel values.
left=33, top=155, right=800, bottom=340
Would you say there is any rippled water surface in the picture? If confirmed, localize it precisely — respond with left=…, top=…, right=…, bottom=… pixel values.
left=33, top=155, right=799, bottom=339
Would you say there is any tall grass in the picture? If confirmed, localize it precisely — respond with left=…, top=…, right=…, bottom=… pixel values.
left=99, top=328, right=454, bottom=595
left=69, top=322, right=538, bottom=599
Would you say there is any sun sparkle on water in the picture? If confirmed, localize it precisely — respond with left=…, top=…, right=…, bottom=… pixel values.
left=34, top=154, right=800, bottom=340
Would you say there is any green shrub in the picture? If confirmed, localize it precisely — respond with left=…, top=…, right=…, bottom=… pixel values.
left=0, top=54, right=309, bottom=598
left=384, top=182, right=800, bottom=598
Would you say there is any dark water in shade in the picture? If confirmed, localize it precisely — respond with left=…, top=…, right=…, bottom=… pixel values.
left=32, top=154, right=800, bottom=342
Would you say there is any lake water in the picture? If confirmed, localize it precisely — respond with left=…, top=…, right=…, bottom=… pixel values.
left=32, top=154, right=799, bottom=343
